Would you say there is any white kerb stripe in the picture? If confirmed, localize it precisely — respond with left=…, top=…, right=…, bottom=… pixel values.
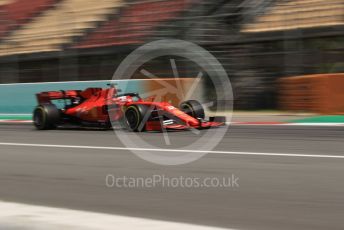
left=0, top=201, right=233, bottom=230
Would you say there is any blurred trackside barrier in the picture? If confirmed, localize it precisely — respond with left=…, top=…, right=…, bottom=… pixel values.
left=0, top=78, right=201, bottom=115
left=279, top=73, right=344, bottom=114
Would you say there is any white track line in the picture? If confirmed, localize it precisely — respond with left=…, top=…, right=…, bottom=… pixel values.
left=0, top=201, right=232, bottom=230
left=0, top=142, right=343, bottom=159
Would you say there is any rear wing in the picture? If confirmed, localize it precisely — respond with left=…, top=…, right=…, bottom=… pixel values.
left=36, top=90, right=81, bottom=104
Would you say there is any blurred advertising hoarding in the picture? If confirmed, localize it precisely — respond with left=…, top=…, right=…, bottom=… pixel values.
left=279, top=73, right=344, bottom=114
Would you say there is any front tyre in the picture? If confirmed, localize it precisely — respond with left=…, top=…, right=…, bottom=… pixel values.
left=125, top=105, right=150, bottom=132
left=33, top=104, right=60, bottom=130
left=180, top=100, right=205, bottom=119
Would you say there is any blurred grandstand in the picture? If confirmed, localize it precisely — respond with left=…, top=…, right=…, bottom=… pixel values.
left=0, top=0, right=342, bottom=109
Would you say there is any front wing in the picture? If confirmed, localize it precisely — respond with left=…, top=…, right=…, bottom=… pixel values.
left=145, top=118, right=226, bottom=131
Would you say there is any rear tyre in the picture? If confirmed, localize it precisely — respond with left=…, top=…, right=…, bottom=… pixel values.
left=33, top=104, right=60, bottom=130
left=125, top=105, right=150, bottom=132
left=180, top=100, right=205, bottom=119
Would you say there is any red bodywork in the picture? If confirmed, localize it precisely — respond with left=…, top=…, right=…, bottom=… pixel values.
left=36, top=86, right=225, bottom=131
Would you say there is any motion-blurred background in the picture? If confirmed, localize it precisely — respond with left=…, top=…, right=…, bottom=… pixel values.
left=0, top=0, right=343, bottom=111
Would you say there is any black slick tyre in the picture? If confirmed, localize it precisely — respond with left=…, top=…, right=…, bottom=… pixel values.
left=33, top=104, right=60, bottom=130
left=180, top=100, right=205, bottom=119
left=125, top=104, right=150, bottom=132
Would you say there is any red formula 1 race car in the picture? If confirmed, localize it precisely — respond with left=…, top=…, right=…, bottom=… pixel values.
left=33, top=84, right=226, bottom=131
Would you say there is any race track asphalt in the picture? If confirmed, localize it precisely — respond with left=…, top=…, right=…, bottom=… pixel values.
left=0, top=124, right=343, bottom=230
